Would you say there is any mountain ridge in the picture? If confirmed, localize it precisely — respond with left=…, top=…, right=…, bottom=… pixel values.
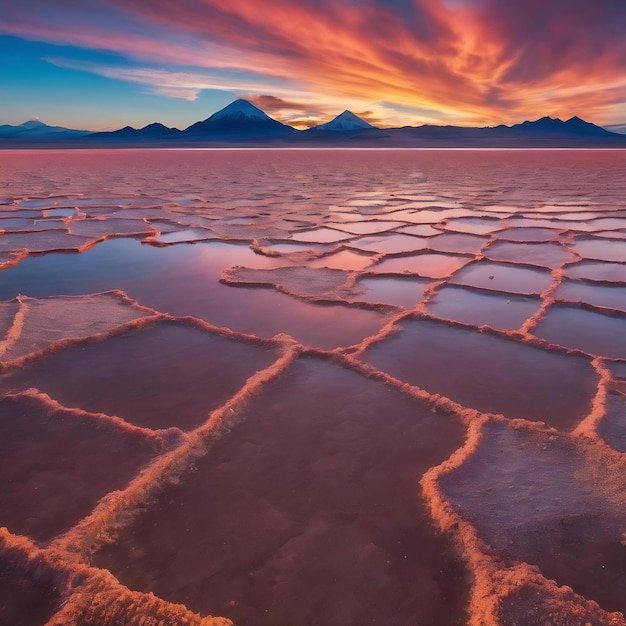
left=0, top=120, right=89, bottom=139
left=1, top=100, right=625, bottom=147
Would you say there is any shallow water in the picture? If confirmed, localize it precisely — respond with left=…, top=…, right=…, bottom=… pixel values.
left=450, top=259, right=553, bottom=294
left=368, top=251, right=469, bottom=277
left=363, top=318, right=597, bottom=427
left=1, top=148, right=626, bottom=626
left=427, top=285, right=542, bottom=330
left=351, top=275, right=431, bottom=308
left=94, top=357, right=469, bottom=626
left=484, top=240, right=574, bottom=268
left=535, top=305, right=626, bottom=359
left=0, top=394, right=161, bottom=541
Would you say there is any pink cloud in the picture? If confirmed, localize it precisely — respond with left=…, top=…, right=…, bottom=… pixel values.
left=2, top=0, right=626, bottom=125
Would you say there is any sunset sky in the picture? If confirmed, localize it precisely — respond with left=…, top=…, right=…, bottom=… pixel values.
left=2, top=0, right=626, bottom=131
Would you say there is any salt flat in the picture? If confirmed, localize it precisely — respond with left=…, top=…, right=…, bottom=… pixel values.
left=1, top=148, right=625, bottom=626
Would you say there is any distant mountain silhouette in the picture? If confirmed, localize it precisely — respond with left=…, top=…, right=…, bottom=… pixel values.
left=379, top=115, right=626, bottom=147
left=0, top=120, right=88, bottom=139
left=88, top=122, right=181, bottom=140
left=309, top=110, right=375, bottom=132
left=182, top=99, right=297, bottom=138
left=1, top=101, right=625, bottom=147
left=511, top=116, right=613, bottom=136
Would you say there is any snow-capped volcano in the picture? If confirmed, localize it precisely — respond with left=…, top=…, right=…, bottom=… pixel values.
left=311, top=111, right=376, bottom=132
left=183, top=99, right=297, bottom=137
left=209, top=99, right=274, bottom=122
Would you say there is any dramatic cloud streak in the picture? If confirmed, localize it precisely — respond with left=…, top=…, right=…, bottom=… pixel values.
left=45, top=59, right=298, bottom=102
left=2, top=0, right=625, bottom=126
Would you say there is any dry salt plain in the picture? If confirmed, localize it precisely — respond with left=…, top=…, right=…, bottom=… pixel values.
left=0, top=148, right=625, bottom=626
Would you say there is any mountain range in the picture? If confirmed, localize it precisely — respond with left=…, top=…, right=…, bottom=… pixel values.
left=2, top=99, right=626, bottom=147
left=0, top=119, right=89, bottom=140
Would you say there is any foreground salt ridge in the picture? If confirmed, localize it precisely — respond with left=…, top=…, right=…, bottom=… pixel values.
left=421, top=415, right=626, bottom=626
left=2, top=388, right=180, bottom=448
left=0, top=286, right=623, bottom=623
left=1, top=150, right=626, bottom=625
left=0, top=529, right=231, bottom=626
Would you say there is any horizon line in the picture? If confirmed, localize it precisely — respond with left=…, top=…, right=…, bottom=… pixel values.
left=3, top=98, right=626, bottom=134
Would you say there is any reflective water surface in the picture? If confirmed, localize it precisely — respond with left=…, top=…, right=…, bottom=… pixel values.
left=1, top=149, right=626, bottom=626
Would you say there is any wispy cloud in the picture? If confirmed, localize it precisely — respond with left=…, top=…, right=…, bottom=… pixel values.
left=3, top=0, right=626, bottom=125
left=605, top=123, right=626, bottom=135
left=44, top=58, right=295, bottom=101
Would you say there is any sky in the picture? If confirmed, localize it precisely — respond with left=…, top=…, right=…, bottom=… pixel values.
left=1, top=0, right=626, bottom=132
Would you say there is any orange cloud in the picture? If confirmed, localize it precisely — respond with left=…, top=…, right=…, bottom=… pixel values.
left=2, top=0, right=626, bottom=126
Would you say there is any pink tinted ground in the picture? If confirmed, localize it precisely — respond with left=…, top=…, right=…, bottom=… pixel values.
left=0, top=149, right=625, bottom=626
